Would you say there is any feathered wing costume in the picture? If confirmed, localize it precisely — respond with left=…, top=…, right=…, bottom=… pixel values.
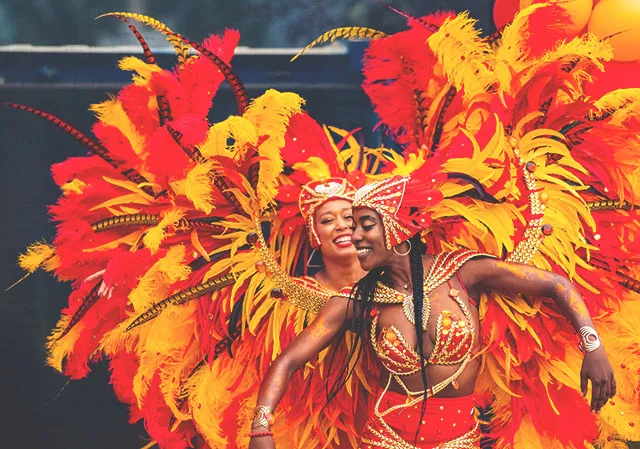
left=295, top=3, right=640, bottom=448
left=8, top=14, right=383, bottom=449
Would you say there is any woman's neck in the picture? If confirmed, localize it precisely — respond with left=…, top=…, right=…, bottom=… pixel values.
left=383, top=253, right=434, bottom=293
left=382, top=256, right=413, bottom=292
left=315, top=257, right=366, bottom=291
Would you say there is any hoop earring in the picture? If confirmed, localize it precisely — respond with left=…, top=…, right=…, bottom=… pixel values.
left=307, top=248, right=322, bottom=268
left=393, top=241, right=411, bottom=257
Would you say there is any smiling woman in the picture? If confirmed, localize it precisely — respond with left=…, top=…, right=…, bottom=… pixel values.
left=2, top=12, right=393, bottom=448
left=249, top=4, right=640, bottom=448
left=343, top=176, right=616, bottom=448
left=297, top=179, right=366, bottom=291
left=311, top=198, right=363, bottom=289
left=349, top=208, right=386, bottom=271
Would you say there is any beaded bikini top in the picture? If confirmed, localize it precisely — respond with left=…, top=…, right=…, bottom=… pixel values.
left=369, top=250, right=490, bottom=397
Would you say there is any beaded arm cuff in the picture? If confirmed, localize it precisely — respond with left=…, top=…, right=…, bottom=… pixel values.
left=578, top=326, right=602, bottom=353
left=251, top=405, right=274, bottom=430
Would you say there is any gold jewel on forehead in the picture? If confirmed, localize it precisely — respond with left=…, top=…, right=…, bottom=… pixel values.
left=353, top=176, right=418, bottom=249
left=298, top=178, right=356, bottom=248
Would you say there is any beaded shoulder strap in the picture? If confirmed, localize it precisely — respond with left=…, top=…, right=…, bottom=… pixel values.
left=374, top=249, right=494, bottom=304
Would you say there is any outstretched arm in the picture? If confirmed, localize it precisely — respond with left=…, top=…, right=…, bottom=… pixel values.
left=462, top=257, right=615, bottom=412
left=248, top=295, right=350, bottom=449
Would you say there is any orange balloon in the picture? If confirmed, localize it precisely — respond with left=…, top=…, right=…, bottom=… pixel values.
left=588, top=0, right=640, bottom=61
left=494, top=0, right=521, bottom=28
left=520, top=0, right=594, bottom=35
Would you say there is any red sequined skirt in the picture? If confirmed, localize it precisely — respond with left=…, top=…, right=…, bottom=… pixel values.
left=360, top=390, right=479, bottom=449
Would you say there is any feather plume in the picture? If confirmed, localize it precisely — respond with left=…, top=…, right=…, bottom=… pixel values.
left=170, top=163, right=216, bottom=214
left=90, top=98, right=147, bottom=158
left=427, top=12, right=495, bottom=101
left=291, top=27, right=387, bottom=62
left=243, top=90, right=305, bottom=209
left=118, top=56, right=162, bottom=85
left=199, top=115, right=258, bottom=160
left=132, top=301, right=196, bottom=408
left=129, top=245, right=191, bottom=313
left=98, top=12, right=191, bottom=66
left=185, top=356, right=255, bottom=448
left=591, top=88, right=640, bottom=123
left=46, top=315, right=85, bottom=373
left=18, top=241, right=59, bottom=273
left=1, top=103, right=152, bottom=191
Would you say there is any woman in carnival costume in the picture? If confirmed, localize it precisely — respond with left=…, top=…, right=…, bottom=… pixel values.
left=6, top=13, right=385, bottom=449
left=250, top=3, right=640, bottom=449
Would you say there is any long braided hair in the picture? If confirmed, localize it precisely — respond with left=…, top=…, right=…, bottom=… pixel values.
left=325, top=233, right=429, bottom=435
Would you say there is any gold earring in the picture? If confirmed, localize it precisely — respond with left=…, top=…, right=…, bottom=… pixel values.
left=393, top=241, right=411, bottom=257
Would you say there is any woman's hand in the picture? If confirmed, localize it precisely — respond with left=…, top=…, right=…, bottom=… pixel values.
left=581, top=346, right=616, bottom=412
left=248, top=434, right=275, bottom=449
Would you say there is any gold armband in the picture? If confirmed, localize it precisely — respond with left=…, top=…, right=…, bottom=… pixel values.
left=251, top=405, right=274, bottom=430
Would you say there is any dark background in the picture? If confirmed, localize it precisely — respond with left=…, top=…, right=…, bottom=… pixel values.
left=0, top=1, right=498, bottom=448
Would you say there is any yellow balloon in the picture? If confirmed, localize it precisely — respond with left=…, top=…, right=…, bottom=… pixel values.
left=588, top=0, right=640, bottom=61
left=520, top=0, right=594, bottom=35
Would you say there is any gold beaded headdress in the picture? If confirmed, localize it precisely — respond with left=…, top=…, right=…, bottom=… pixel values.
left=299, top=178, right=357, bottom=247
left=352, top=175, right=442, bottom=249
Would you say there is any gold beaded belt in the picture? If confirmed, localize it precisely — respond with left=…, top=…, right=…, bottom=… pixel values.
left=361, top=419, right=480, bottom=449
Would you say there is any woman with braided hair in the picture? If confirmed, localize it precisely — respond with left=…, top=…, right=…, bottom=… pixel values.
left=254, top=3, right=640, bottom=448
left=248, top=173, right=617, bottom=449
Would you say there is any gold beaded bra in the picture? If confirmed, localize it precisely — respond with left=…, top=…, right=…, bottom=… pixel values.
left=369, top=250, right=490, bottom=397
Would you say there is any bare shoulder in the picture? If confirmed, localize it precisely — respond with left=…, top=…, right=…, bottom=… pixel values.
left=459, top=253, right=499, bottom=274
left=457, top=255, right=501, bottom=294
left=319, top=294, right=353, bottom=324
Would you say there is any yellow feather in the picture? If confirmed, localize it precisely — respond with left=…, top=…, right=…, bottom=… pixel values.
left=90, top=98, right=147, bottom=157
left=243, top=89, right=305, bottom=209
left=170, top=163, right=216, bottom=214
left=101, top=176, right=157, bottom=200
left=485, top=353, right=522, bottom=397
left=89, top=193, right=153, bottom=211
left=494, top=3, right=548, bottom=92
left=128, top=245, right=191, bottom=313
left=382, top=145, right=428, bottom=176
left=100, top=247, right=192, bottom=356
left=511, top=416, right=569, bottom=449
left=60, top=178, right=87, bottom=195
left=290, top=27, right=387, bottom=62
left=427, top=12, right=495, bottom=101
left=46, top=315, right=84, bottom=372
left=187, top=353, right=257, bottom=448
left=593, top=420, right=636, bottom=449
left=199, top=115, right=258, bottom=160
left=158, top=342, right=202, bottom=423
left=516, top=33, right=612, bottom=92
left=98, top=12, right=191, bottom=66
left=142, top=208, right=185, bottom=253
left=190, top=230, right=210, bottom=262
left=292, top=157, right=332, bottom=181
left=599, top=398, right=640, bottom=441
left=592, top=88, right=640, bottom=122
left=18, top=242, right=59, bottom=273
left=133, top=302, right=196, bottom=409
left=118, top=56, right=162, bottom=85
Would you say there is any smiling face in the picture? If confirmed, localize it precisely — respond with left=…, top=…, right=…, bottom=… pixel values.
left=314, top=199, right=357, bottom=260
left=351, top=207, right=395, bottom=271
